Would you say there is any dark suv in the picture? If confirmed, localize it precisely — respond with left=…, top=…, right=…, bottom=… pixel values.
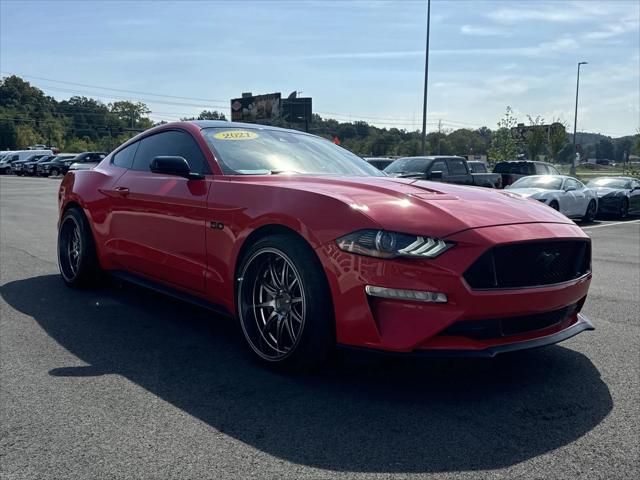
left=38, top=152, right=104, bottom=177
left=493, top=160, right=560, bottom=187
left=19, top=154, right=56, bottom=176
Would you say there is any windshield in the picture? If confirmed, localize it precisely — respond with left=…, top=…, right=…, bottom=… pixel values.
left=586, top=178, right=631, bottom=189
left=384, top=157, right=429, bottom=174
left=494, top=162, right=533, bottom=174
left=202, top=127, right=382, bottom=176
left=511, top=176, right=563, bottom=190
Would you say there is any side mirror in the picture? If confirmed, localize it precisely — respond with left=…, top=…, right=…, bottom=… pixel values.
left=565, top=185, right=577, bottom=192
left=429, top=170, right=444, bottom=180
left=150, top=156, right=203, bottom=180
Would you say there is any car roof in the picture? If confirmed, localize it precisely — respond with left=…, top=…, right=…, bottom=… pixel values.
left=588, top=176, right=634, bottom=180
left=189, top=120, right=314, bottom=136
left=398, top=155, right=465, bottom=160
left=517, top=174, right=574, bottom=180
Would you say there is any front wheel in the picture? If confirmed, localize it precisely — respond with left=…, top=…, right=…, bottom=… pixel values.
left=58, top=207, right=100, bottom=287
left=236, top=234, right=334, bottom=369
left=620, top=198, right=629, bottom=219
left=549, top=200, right=559, bottom=211
left=50, top=167, right=60, bottom=176
left=582, top=200, right=596, bottom=222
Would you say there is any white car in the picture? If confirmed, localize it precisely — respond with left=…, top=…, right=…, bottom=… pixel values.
left=507, top=175, right=598, bottom=222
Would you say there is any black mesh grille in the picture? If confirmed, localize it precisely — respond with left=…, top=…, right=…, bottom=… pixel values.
left=464, top=240, right=590, bottom=289
left=438, top=304, right=577, bottom=340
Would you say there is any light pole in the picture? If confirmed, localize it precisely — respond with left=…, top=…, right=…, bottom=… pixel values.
left=571, top=61, right=588, bottom=175
left=420, top=0, right=431, bottom=155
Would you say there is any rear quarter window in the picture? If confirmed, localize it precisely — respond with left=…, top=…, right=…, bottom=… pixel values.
left=112, top=142, right=139, bottom=169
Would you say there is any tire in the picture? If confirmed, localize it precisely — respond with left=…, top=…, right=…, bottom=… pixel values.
left=50, top=167, right=60, bottom=176
left=582, top=200, right=596, bottom=222
left=620, top=198, right=629, bottom=219
left=4, top=167, right=11, bottom=175
left=549, top=200, right=559, bottom=211
left=236, top=233, right=334, bottom=369
left=57, top=207, right=101, bottom=288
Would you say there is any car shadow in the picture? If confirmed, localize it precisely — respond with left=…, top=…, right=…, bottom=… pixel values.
left=1, top=275, right=612, bottom=474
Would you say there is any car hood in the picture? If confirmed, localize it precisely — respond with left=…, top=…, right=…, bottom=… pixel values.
left=507, top=187, right=560, bottom=198
left=239, top=176, right=573, bottom=238
left=592, top=187, right=623, bottom=197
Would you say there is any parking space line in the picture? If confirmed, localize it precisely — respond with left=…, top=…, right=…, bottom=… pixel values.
left=582, top=219, right=640, bottom=230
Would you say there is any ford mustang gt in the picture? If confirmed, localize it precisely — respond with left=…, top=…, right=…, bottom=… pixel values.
left=57, top=121, right=594, bottom=367
left=507, top=175, right=598, bottom=222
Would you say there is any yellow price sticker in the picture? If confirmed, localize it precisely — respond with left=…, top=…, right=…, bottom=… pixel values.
left=213, top=130, right=259, bottom=140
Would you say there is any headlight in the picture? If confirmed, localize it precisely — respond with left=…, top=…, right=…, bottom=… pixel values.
left=336, top=229, right=454, bottom=259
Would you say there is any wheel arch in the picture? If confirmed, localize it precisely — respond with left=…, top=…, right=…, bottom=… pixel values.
left=234, top=223, right=320, bottom=281
left=231, top=222, right=335, bottom=318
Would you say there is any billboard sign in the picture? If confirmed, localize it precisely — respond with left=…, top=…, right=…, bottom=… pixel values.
left=231, top=93, right=281, bottom=122
left=281, top=97, right=312, bottom=124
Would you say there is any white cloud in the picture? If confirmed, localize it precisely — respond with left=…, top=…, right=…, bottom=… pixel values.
left=582, top=14, right=639, bottom=40
left=460, top=24, right=509, bottom=37
left=486, top=1, right=637, bottom=25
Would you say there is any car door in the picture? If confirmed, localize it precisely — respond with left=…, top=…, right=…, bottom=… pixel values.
left=445, top=157, right=472, bottom=185
left=564, top=178, right=586, bottom=216
left=107, top=130, right=212, bottom=293
left=630, top=180, right=640, bottom=214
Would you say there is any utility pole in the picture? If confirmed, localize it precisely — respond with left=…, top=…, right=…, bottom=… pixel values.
left=437, top=118, right=442, bottom=155
left=420, top=0, right=431, bottom=155
left=571, top=61, right=588, bottom=175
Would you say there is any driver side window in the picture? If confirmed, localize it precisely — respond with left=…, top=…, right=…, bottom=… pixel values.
left=565, top=179, right=581, bottom=190
left=131, top=130, right=210, bottom=174
left=430, top=160, right=448, bottom=175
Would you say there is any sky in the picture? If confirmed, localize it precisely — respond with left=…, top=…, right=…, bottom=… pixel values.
left=1, top=0, right=639, bottom=136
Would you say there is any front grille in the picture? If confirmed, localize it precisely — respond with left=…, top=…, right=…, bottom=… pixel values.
left=464, top=240, right=590, bottom=289
left=438, top=303, right=577, bottom=340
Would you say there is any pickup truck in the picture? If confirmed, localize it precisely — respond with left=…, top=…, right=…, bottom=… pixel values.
left=493, top=160, right=560, bottom=187
left=383, top=156, right=502, bottom=188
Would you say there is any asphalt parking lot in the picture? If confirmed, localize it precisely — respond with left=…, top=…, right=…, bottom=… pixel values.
left=1, top=175, right=638, bottom=480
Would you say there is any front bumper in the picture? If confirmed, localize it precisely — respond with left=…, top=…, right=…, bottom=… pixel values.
left=596, top=196, right=623, bottom=214
left=318, top=222, right=593, bottom=355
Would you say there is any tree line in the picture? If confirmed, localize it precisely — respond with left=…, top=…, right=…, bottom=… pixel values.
left=1, top=75, right=638, bottom=163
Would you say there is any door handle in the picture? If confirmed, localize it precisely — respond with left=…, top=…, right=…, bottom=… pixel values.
left=114, top=186, right=130, bottom=196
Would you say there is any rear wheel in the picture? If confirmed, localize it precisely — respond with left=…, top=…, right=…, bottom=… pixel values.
left=5, top=167, right=11, bottom=175
left=58, top=207, right=100, bottom=287
left=236, top=234, right=334, bottom=369
left=50, top=167, right=60, bottom=176
left=582, top=200, right=596, bottom=222
left=620, top=198, right=629, bottom=219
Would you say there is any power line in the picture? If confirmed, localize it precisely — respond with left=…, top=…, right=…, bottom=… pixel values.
left=0, top=71, right=228, bottom=104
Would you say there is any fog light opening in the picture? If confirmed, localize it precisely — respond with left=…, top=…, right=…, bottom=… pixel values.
left=365, top=285, right=448, bottom=303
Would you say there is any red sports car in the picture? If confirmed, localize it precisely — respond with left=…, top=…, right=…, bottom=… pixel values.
left=57, top=121, right=593, bottom=367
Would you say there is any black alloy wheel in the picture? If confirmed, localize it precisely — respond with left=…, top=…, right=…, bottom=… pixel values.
left=58, top=207, right=100, bottom=287
left=582, top=200, right=596, bottom=222
left=620, top=198, right=629, bottom=219
left=236, top=234, right=334, bottom=368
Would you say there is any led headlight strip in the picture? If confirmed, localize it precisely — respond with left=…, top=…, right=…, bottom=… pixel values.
left=336, top=229, right=454, bottom=259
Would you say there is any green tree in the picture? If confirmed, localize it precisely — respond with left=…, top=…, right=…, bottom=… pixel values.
left=109, top=101, right=151, bottom=129
left=0, top=122, right=17, bottom=150
left=548, top=121, right=567, bottom=163
left=198, top=110, right=226, bottom=121
left=614, top=137, right=632, bottom=162
left=488, top=106, right=519, bottom=162
left=523, top=115, right=547, bottom=161
left=595, top=138, right=614, bottom=159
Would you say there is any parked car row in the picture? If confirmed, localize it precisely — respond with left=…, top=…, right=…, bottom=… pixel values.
left=382, top=155, right=503, bottom=188
left=0, top=151, right=106, bottom=176
left=506, top=175, right=640, bottom=220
